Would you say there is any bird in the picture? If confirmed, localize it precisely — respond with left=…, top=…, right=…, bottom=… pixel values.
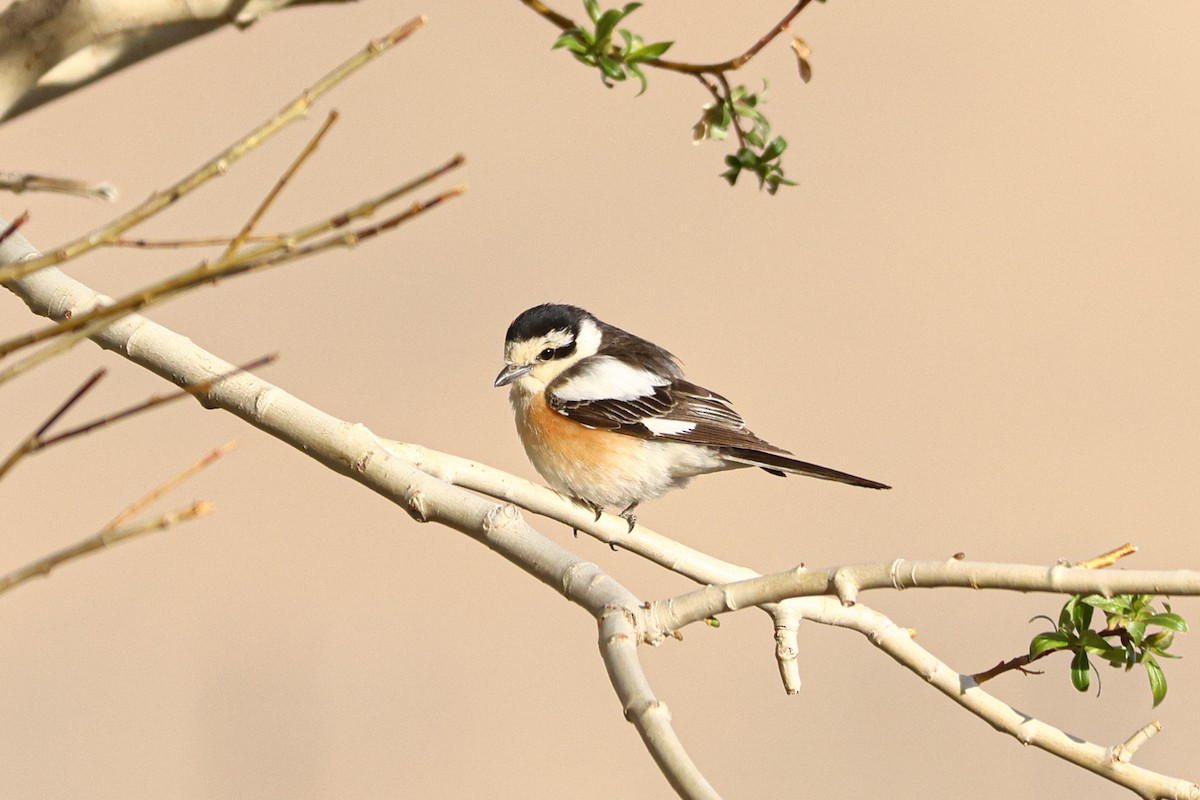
left=494, top=303, right=889, bottom=530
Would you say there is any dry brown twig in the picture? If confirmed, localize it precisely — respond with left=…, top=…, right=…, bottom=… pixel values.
left=0, top=502, right=214, bottom=596
left=0, top=15, right=431, bottom=287
left=0, top=16, right=463, bottom=380
left=0, top=171, right=116, bottom=201
left=0, top=356, right=273, bottom=482
left=0, top=156, right=465, bottom=365
left=0, top=442, right=235, bottom=597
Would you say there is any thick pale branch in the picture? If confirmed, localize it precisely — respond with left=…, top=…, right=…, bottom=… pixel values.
left=806, top=602, right=1199, bottom=800
left=0, top=229, right=717, bottom=800
left=379, top=441, right=1200, bottom=796
left=0, top=0, right=358, bottom=122
left=651, top=559, right=1200, bottom=633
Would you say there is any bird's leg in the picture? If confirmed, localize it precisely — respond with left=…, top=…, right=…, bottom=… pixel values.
left=618, top=502, right=638, bottom=533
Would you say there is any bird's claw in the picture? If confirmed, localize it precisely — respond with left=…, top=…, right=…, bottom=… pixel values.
left=618, top=504, right=638, bottom=533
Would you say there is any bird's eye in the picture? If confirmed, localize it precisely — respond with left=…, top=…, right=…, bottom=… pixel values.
left=538, top=348, right=555, bottom=361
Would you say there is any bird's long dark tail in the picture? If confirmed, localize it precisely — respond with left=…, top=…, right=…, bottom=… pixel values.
left=722, top=448, right=891, bottom=490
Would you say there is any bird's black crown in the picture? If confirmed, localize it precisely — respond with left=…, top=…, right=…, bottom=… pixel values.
left=505, top=303, right=590, bottom=344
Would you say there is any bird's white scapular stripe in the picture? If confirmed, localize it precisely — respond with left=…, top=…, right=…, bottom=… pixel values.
left=573, top=317, right=603, bottom=358
left=641, top=418, right=697, bottom=436
left=553, top=356, right=667, bottom=402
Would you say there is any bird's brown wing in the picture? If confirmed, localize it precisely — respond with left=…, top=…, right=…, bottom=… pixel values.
left=548, top=363, right=890, bottom=490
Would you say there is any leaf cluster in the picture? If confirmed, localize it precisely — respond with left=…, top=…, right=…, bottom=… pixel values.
left=1030, top=594, right=1188, bottom=707
left=695, top=83, right=796, bottom=195
left=552, top=1, right=673, bottom=95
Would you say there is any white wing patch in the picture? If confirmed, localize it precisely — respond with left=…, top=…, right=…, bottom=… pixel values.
left=641, top=418, right=697, bottom=436
left=553, top=356, right=667, bottom=402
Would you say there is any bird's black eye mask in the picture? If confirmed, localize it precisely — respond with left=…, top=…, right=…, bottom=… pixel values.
left=540, top=340, right=576, bottom=361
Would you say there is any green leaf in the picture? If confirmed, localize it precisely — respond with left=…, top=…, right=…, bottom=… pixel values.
left=1146, top=613, right=1188, bottom=632
left=1058, top=597, right=1076, bottom=633
left=1070, top=650, right=1091, bottom=692
left=762, top=136, right=788, bottom=161
left=1144, top=653, right=1167, bottom=706
left=1072, top=596, right=1095, bottom=632
left=585, top=0, right=602, bottom=23
left=1125, top=620, right=1147, bottom=644
left=1029, top=632, right=1070, bottom=658
left=735, top=147, right=758, bottom=168
left=552, top=32, right=590, bottom=53
left=1144, top=630, right=1175, bottom=652
left=1079, top=630, right=1112, bottom=654
left=594, top=8, right=626, bottom=42
left=627, top=62, right=647, bottom=96
left=628, top=40, right=673, bottom=61
left=1081, top=595, right=1128, bottom=614
left=597, top=55, right=625, bottom=81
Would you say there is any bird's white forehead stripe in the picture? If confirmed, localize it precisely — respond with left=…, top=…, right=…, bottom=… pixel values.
left=553, top=356, right=667, bottom=402
left=642, top=418, right=696, bottom=436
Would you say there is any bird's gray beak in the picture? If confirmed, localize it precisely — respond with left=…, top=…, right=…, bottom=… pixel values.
left=494, top=363, right=531, bottom=388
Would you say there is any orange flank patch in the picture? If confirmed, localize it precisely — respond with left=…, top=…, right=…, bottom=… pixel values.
left=519, top=393, right=635, bottom=463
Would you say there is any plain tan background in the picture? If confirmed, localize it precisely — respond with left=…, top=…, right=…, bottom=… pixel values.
left=2, top=2, right=1198, bottom=797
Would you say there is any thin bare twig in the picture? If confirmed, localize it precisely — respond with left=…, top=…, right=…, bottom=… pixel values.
left=0, top=156, right=465, bottom=361
left=0, top=502, right=212, bottom=597
left=0, top=15, right=428, bottom=285
left=715, top=72, right=746, bottom=150
left=221, top=109, right=340, bottom=260
left=0, top=367, right=106, bottom=480
left=104, top=441, right=237, bottom=532
left=0, top=210, right=30, bottom=247
left=0, top=313, right=129, bottom=387
left=32, top=355, right=277, bottom=451
left=0, top=171, right=116, bottom=201
left=114, top=234, right=285, bottom=249
left=520, top=0, right=815, bottom=75
left=1078, top=542, right=1139, bottom=569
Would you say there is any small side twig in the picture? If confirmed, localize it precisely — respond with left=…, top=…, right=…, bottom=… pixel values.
left=0, top=171, right=116, bottom=201
left=0, top=16, right=428, bottom=285
left=31, top=354, right=277, bottom=451
left=0, top=157, right=465, bottom=361
left=972, top=651, right=1053, bottom=685
left=0, top=210, right=30, bottom=247
left=520, top=0, right=814, bottom=75
left=114, top=234, right=285, bottom=249
left=0, top=367, right=106, bottom=481
left=221, top=109, right=340, bottom=260
left=1077, top=542, right=1138, bottom=570
left=1111, top=720, right=1163, bottom=764
left=0, top=502, right=212, bottom=597
left=103, top=441, right=237, bottom=532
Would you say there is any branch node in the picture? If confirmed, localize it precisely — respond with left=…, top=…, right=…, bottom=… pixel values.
left=405, top=490, right=429, bottom=523
left=1111, top=720, right=1163, bottom=763
left=833, top=570, right=858, bottom=606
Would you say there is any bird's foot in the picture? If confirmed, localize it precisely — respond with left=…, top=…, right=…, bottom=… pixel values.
left=571, top=497, right=603, bottom=521
left=568, top=497, right=605, bottom=537
left=618, top=503, right=638, bottom=533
